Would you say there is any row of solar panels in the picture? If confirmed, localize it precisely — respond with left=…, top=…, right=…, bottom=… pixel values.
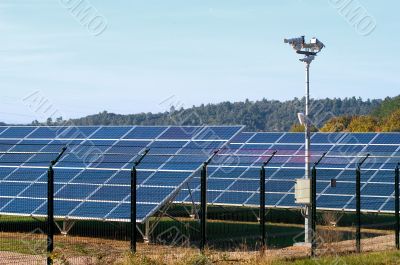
left=0, top=126, right=244, bottom=222
left=0, top=166, right=396, bottom=222
left=231, top=132, right=400, bottom=145
left=177, top=131, right=400, bottom=213
left=1, top=134, right=399, bottom=170
left=0, top=127, right=399, bottom=222
left=176, top=167, right=397, bottom=212
left=0, top=126, right=240, bottom=140
left=215, top=132, right=400, bottom=171
left=0, top=139, right=224, bottom=171
left=0, top=166, right=189, bottom=221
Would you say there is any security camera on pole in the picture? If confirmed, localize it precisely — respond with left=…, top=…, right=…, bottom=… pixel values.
left=284, top=35, right=325, bottom=245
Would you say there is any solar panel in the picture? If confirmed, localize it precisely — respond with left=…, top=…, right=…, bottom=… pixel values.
left=0, top=125, right=243, bottom=222
left=177, top=132, right=400, bottom=213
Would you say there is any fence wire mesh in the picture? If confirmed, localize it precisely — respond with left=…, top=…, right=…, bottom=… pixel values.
left=0, top=135, right=399, bottom=264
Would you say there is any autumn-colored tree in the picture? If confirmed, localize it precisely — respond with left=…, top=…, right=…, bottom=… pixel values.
left=381, top=109, right=400, bottom=132
left=290, top=124, right=318, bottom=132
left=290, top=124, right=305, bottom=132
left=320, top=116, right=353, bottom=132
left=347, top=115, right=379, bottom=132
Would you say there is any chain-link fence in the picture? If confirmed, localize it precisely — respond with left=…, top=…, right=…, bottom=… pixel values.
left=1, top=133, right=400, bottom=264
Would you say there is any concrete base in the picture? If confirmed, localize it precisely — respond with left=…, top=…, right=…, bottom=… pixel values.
left=294, top=242, right=311, bottom=248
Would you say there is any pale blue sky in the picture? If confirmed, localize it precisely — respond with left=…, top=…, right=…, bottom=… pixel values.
left=1, top=0, right=399, bottom=123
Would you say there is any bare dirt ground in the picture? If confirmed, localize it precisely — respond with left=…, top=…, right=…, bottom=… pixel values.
left=0, top=231, right=396, bottom=264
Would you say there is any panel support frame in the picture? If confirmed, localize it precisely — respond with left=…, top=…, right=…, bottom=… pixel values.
left=54, top=219, right=76, bottom=236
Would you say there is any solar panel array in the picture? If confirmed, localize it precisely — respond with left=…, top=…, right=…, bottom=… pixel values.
left=176, top=132, right=400, bottom=213
left=0, top=126, right=243, bottom=222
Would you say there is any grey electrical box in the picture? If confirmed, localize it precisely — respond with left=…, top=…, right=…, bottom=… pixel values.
left=295, top=179, right=311, bottom=204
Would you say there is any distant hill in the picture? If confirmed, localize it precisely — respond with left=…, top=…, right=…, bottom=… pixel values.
left=49, top=97, right=382, bottom=132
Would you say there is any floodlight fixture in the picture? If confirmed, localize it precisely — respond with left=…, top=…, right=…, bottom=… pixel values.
left=310, top=37, right=325, bottom=52
left=284, top=36, right=305, bottom=51
left=297, top=113, right=306, bottom=126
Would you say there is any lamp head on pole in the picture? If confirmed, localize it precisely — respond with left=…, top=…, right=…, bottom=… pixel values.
left=284, top=35, right=325, bottom=64
left=297, top=112, right=306, bottom=126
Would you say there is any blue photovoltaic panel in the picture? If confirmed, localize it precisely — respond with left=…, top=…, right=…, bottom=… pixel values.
left=144, top=171, right=195, bottom=187
left=0, top=127, right=9, bottom=135
left=340, top=133, right=375, bottom=144
left=277, top=133, right=304, bottom=143
left=146, top=141, right=185, bottom=154
left=231, top=132, right=254, bottom=143
left=159, top=127, right=202, bottom=140
left=11, top=140, right=51, bottom=152
left=248, top=133, right=282, bottom=143
left=181, top=141, right=223, bottom=154
left=311, top=133, right=345, bottom=144
left=0, top=140, right=18, bottom=151
left=90, top=127, right=132, bottom=139
left=123, top=126, right=167, bottom=140
left=0, top=127, right=36, bottom=138
left=194, top=126, right=243, bottom=140
left=58, top=127, right=99, bottom=138
left=71, top=169, right=115, bottom=184
left=106, top=203, right=158, bottom=221
left=6, top=168, right=47, bottom=182
left=107, top=170, right=154, bottom=185
left=107, top=140, right=151, bottom=154
left=27, top=127, right=68, bottom=139
left=176, top=132, right=400, bottom=213
left=24, top=126, right=99, bottom=139
left=0, top=125, right=243, bottom=222
left=372, top=133, right=400, bottom=145
left=69, top=202, right=117, bottom=219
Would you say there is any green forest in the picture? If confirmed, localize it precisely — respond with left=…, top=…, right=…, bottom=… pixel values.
left=31, top=96, right=400, bottom=132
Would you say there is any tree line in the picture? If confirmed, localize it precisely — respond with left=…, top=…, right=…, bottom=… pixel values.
left=31, top=97, right=389, bottom=132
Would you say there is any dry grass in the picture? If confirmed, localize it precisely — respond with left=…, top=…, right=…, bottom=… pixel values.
left=0, top=225, right=395, bottom=265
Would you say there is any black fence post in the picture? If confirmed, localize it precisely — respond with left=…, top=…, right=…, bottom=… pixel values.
left=47, top=147, right=67, bottom=265
left=260, top=165, right=266, bottom=250
left=355, top=154, right=369, bottom=254
left=47, top=165, right=54, bottom=265
left=395, top=163, right=399, bottom=250
left=131, top=166, right=137, bottom=253
left=356, top=165, right=361, bottom=253
left=311, top=165, right=317, bottom=256
left=200, top=163, right=207, bottom=252
left=311, top=152, right=326, bottom=257
left=200, top=150, right=219, bottom=252
left=130, top=149, right=150, bottom=254
left=259, top=151, right=277, bottom=252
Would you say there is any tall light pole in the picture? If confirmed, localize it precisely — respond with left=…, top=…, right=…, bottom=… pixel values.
left=284, top=36, right=325, bottom=244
